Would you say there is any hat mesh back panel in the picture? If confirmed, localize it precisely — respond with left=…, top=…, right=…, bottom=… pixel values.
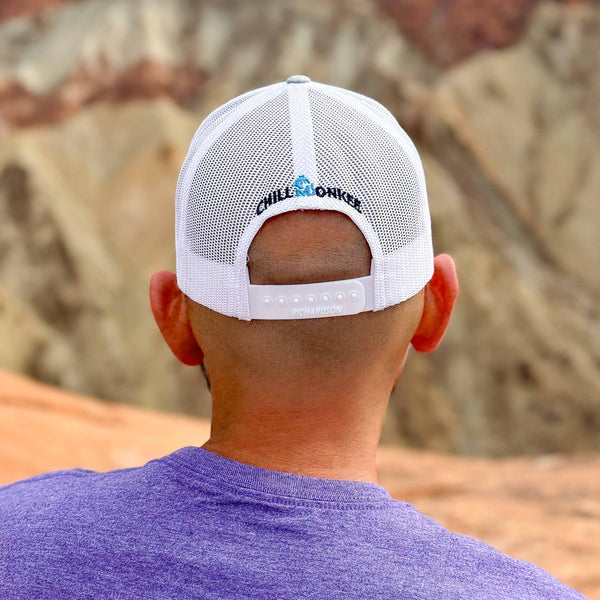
left=185, top=91, right=293, bottom=264
left=175, top=87, right=273, bottom=236
left=308, top=87, right=427, bottom=255
left=175, top=79, right=433, bottom=319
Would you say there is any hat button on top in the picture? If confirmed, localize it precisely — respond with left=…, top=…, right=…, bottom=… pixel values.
left=286, top=74, right=311, bottom=84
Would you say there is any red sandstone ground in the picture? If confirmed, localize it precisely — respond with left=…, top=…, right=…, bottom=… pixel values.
left=0, top=369, right=597, bottom=598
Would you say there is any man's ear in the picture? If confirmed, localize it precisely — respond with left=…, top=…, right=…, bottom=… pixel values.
left=149, top=271, right=204, bottom=366
left=411, top=254, right=458, bottom=353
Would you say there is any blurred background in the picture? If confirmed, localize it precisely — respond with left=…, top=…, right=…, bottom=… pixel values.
left=1, top=0, right=599, bottom=596
left=1, top=0, right=599, bottom=456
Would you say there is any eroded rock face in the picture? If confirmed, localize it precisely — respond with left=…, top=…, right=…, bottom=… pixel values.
left=0, top=0, right=435, bottom=131
left=0, top=163, right=86, bottom=390
left=376, top=0, right=540, bottom=67
left=387, top=2, right=600, bottom=455
left=376, top=0, right=594, bottom=67
left=0, top=101, right=213, bottom=415
left=0, top=0, right=598, bottom=455
left=0, top=0, right=78, bottom=23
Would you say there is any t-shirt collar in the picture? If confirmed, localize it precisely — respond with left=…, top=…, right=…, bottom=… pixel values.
left=162, top=446, right=393, bottom=504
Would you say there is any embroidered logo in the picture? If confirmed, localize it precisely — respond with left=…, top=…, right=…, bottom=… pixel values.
left=256, top=175, right=362, bottom=216
left=293, top=175, right=315, bottom=197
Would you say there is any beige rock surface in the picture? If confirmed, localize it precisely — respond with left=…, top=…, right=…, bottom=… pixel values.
left=0, top=101, right=211, bottom=415
left=376, top=0, right=540, bottom=67
left=0, top=0, right=598, bottom=456
left=389, top=2, right=600, bottom=455
left=1, top=369, right=597, bottom=599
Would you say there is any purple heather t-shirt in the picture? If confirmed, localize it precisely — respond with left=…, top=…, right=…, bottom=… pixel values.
left=0, top=446, right=585, bottom=599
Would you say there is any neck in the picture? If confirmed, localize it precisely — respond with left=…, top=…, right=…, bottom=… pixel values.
left=201, top=381, right=390, bottom=484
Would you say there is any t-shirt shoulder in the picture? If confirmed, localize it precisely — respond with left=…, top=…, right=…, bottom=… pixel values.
left=397, top=503, right=586, bottom=599
left=0, top=461, right=168, bottom=560
left=0, top=456, right=587, bottom=600
left=0, top=460, right=169, bottom=526
left=0, top=467, right=96, bottom=491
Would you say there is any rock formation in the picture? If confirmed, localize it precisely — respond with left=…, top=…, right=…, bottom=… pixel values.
left=0, top=0, right=598, bottom=455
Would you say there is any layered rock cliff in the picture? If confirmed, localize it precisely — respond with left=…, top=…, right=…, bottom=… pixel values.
left=0, top=0, right=598, bottom=455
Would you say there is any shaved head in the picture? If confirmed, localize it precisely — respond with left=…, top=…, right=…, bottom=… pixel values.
left=188, top=210, right=424, bottom=401
left=145, top=76, right=459, bottom=480
left=151, top=209, right=456, bottom=480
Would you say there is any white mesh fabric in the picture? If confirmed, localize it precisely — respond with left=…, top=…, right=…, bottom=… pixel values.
left=307, top=82, right=432, bottom=309
left=308, top=84, right=427, bottom=253
left=176, top=83, right=293, bottom=317
left=176, top=77, right=433, bottom=320
left=175, top=82, right=282, bottom=214
left=186, top=91, right=293, bottom=263
left=175, top=83, right=284, bottom=260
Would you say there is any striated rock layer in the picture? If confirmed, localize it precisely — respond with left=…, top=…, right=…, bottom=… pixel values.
left=375, top=0, right=594, bottom=67
left=0, top=370, right=597, bottom=599
left=0, top=0, right=78, bottom=23
left=376, top=0, right=540, bottom=67
left=0, top=0, right=598, bottom=455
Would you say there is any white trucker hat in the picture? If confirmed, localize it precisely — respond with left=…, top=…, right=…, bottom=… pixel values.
left=175, top=75, right=433, bottom=321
